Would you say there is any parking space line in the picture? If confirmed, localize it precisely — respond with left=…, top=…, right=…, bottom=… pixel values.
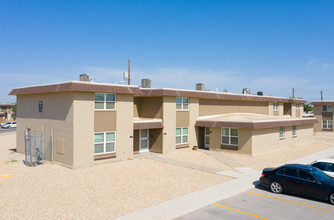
left=213, top=203, right=271, bottom=220
left=246, top=191, right=334, bottom=213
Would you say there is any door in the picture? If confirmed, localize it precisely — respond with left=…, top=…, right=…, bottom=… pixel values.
left=204, top=127, right=210, bottom=149
left=139, top=129, right=149, bottom=152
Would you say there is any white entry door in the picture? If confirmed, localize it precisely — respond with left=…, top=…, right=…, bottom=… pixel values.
left=140, top=129, right=149, bottom=152
left=204, top=127, right=210, bottom=149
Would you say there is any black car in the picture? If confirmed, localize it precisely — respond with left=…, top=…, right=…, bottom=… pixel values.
left=259, top=164, right=334, bottom=205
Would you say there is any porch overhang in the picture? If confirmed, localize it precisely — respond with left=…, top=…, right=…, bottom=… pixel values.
left=195, top=113, right=318, bottom=129
left=133, top=118, right=164, bottom=130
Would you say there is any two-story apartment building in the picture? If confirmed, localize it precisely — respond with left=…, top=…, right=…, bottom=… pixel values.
left=311, top=101, right=334, bottom=132
left=0, top=104, right=14, bottom=122
left=10, top=80, right=317, bottom=168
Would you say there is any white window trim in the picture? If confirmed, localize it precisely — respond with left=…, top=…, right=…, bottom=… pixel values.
left=176, top=97, right=189, bottom=111
left=94, top=93, right=116, bottom=111
left=94, top=131, right=116, bottom=155
left=292, top=126, right=297, bottom=137
left=221, top=128, right=238, bottom=146
left=279, top=127, right=285, bottom=139
left=273, top=102, right=279, bottom=111
left=322, top=120, right=333, bottom=129
left=322, top=105, right=333, bottom=112
left=176, top=127, right=189, bottom=145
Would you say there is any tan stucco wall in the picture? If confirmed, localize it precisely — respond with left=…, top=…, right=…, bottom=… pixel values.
left=208, top=127, right=221, bottom=150
left=137, top=97, right=162, bottom=118
left=238, top=129, right=252, bottom=154
left=94, top=111, right=116, bottom=132
left=199, top=99, right=269, bottom=116
left=313, top=105, right=322, bottom=132
left=133, top=97, right=140, bottom=118
left=133, top=129, right=139, bottom=152
left=149, top=128, right=163, bottom=153
left=176, top=111, right=189, bottom=127
left=116, top=94, right=134, bottom=159
left=16, top=92, right=75, bottom=166
left=162, top=96, right=176, bottom=154
left=72, top=92, right=94, bottom=167
left=189, top=98, right=199, bottom=149
left=251, top=124, right=313, bottom=156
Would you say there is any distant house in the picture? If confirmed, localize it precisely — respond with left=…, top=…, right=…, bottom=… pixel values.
left=0, top=104, right=15, bottom=122
left=311, top=101, right=334, bottom=132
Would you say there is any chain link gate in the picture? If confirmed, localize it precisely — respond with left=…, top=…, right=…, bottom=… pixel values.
left=24, top=128, right=52, bottom=166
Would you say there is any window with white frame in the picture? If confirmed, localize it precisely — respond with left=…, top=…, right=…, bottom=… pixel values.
left=296, top=104, right=300, bottom=109
left=322, top=120, right=333, bottom=129
left=279, top=127, right=284, bottom=139
left=94, top=132, right=116, bottom=154
left=94, top=93, right=116, bottom=110
left=176, top=97, right=189, bottom=110
left=176, top=127, right=188, bottom=144
left=273, top=102, right=278, bottom=111
left=292, top=126, right=297, bottom=137
left=221, top=128, right=238, bottom=146
left=322, top=105, right=333, bottom=112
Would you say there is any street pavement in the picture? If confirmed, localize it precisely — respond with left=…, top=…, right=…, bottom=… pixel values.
left=0, top=127, right=16, bottom=135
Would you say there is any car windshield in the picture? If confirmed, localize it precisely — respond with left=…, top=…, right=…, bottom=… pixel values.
left=310, top=168, right=330, bottom=182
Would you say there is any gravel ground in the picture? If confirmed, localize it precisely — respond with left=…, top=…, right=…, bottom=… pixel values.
left=0, top=134, right=231, bottom=219
left=161, top=148, right=236, bottom=171
left=220, top=141, right=334, bottom=171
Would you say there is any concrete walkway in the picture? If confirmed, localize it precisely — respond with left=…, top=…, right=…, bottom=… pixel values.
left=117, top=146, right=334, bottom=220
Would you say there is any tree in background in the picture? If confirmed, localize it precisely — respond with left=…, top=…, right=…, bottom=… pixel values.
left=303, top=103, right=313, bottom=113
left=11, top=103, right=17, bottom=120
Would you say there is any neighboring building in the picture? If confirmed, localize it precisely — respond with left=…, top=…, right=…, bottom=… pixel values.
left=10, top=80, right=317, bottom=168
left=311, top=101, right=334, bottom=132
left=0, top=104, right=15, bottom=122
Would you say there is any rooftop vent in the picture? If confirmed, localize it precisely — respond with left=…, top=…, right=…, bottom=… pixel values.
left=196, top=83, right=205, bottom=91
left=141, top=79, right=152, bottom=88
left=257, top=91, right=264, bottom=96
left=242, top=88, right=251, bottom=95
left=79, top=74, right=91, bottom=82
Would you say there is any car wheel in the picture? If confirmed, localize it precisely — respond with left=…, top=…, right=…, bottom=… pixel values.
left=270, top=182, right=283, bottom=194
left=329, top=193, right=334, bottom=205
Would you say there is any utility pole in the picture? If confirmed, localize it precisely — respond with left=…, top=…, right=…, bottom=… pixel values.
left=321, top=90, right=323, bottom=101
left=292, top=88, right=295, bottom=98
left=128, top=59, right=131, bottom=85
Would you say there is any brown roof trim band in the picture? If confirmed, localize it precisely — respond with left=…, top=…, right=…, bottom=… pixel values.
left=195, top=118, right=318, bottom=129
left=139, top=89, right=306, bottom=104
left=311, top=101, right=334, bottom=105
left=9, top=82, right=141, bottom=95
left=133, top=122, right=164, bottom=130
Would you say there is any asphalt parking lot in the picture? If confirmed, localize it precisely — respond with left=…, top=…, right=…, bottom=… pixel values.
left=178, top=185, right=334, bottom=220
left=0, top=127, right=16, bottom=135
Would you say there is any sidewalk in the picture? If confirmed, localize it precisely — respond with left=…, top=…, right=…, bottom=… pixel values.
left=116, top=146, right=334, bottom=220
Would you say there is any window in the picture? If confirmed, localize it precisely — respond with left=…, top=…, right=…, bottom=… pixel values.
left=296, top=104, right=300, bottom=109
left=312, top=162, right=327, bottom=171
left=322, top=120, right=333, bottom=129
left=176, top=127, right=188, bottom=144
left=279, top=127, right=284, bottom=139
left=326, top=163, right=334, bottom=172
left=292, top=126, right=296, bottom=137
left=221, top=128, right=238, bottom=146
left=176, top=97, right=189, bottom=110
left=277, top=169, right=285, bottom=175
left=285, top=168, right=298, bottom=177
left=94, top=132, right=116, bottom=154
left=94, top=93, right=116, bottom=110
left=273, top=102, right=278, bottom=111
left=323, top=105, right=333, bottom=112
left=299, top=170, right=316, bottom=182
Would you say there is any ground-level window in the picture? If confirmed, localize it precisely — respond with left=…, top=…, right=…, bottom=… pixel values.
left=95, top=93, right=116, bottom=110
left=292, top=126, right=297, bottom=137
left=322, top=120, right=333, bottom=129
left=296, top=104, right=300, bottom=109
left=221, top=128, right=238, bottom=146
left=176, top=97, right=189, bottom=110
left=176, top=127, right=188, bottom=144
left=279, top=127, right=284, bottom=139
left=94, top=132, right=116, bottom=154
left=323, top=105, right=333, bottom=112
left=273, top=102, right=279, bottom=111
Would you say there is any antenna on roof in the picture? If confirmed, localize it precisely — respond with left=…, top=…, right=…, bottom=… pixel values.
left=128, top=59, right=131, bottom=85
left=321, top=90, right=323, bottom=101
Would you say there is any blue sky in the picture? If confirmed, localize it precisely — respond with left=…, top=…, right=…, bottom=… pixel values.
left=1, top=0, right=334, bottom=103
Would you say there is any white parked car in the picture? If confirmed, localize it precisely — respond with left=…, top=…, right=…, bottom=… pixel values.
left=1, top=122, right=16, bottom=129
left=310, top=159, right=334, bottom=178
